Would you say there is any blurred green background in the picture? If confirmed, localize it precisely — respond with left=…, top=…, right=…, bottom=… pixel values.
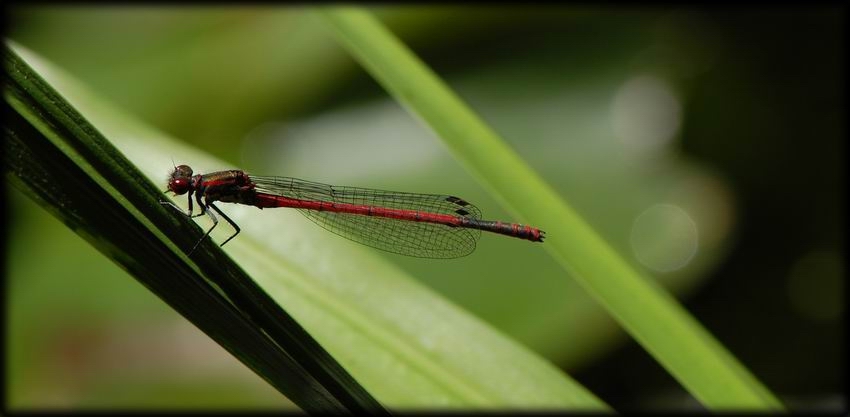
left=4, top=5, right=844, bottom=412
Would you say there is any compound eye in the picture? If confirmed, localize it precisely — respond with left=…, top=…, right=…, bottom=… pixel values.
left=168, top=177, right=191, bottom=195
left=174, top=165, right=193, bottom=177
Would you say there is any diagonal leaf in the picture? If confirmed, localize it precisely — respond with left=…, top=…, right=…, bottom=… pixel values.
left=4, top=38, right=608, bottom=410
left=315, top=6, right=784, bottom=411
left=4, top=41, right=386, bottom=414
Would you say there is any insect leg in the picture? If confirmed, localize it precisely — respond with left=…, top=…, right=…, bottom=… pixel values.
left=208, top=202, right=241, bottom=247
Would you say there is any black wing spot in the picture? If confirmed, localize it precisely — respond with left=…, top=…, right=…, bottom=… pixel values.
left=455, top=209, right=470, bottom=216
left=446, top=196, right=470, bottom=206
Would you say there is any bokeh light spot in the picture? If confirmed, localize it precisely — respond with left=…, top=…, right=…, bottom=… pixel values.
left=630, top=204, right=699, bottom=272
left=786, top=250, right=844, bottom=321
left=611, top=75, right=682, bottom=158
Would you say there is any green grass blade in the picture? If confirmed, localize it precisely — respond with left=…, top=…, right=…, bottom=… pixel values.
left=5, top=40, right=610, bottom=411
left=4, top=41, right=387, bottom=414
left=315, top=7, right=785, bottom=411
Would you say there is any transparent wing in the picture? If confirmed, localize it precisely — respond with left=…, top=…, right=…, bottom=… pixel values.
left=251, top=175, right=481, bottom=258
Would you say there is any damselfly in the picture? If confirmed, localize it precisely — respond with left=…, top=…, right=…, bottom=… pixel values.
left=162, top=164, right=545, bottom=258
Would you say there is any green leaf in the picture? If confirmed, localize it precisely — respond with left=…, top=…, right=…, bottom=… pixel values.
left=4, top=41, right=385, bottom=414
left=315, top=6, right=784, bottom=411
left=4, top=39, right=606, bottom=410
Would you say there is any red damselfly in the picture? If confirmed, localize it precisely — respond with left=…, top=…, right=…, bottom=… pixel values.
left=162, top=164, right=545, bottom=258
